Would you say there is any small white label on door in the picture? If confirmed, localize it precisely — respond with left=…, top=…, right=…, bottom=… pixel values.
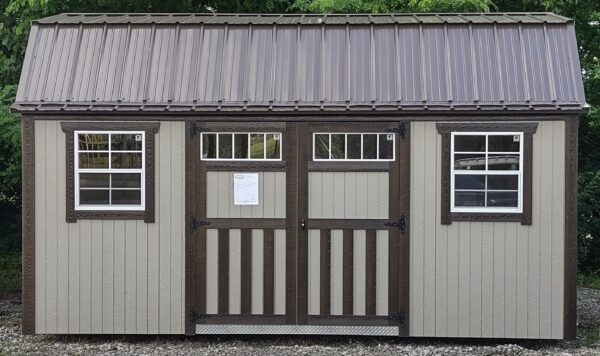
left=387, top=134, right=394, bottom=141
left=233, top=173, right=259, bottom=205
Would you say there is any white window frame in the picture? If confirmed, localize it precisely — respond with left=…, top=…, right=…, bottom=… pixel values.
left=200, top=132, right=283, bottom=161
left=312, top=132, right=396, bottom=161
left=74, top=130, right=145, bottom=211
left=450, top=131, right=523, bottom=214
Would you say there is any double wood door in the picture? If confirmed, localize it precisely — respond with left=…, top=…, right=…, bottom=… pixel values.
left=189, top=121, right=409, bottom=335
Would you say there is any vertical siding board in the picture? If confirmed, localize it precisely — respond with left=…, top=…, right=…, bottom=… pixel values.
left=169, top=125, right=183, bottom=333
left=113, top=221, right=126, bottom=334
left=366, top=172, right=379, bottom=219
left=330, top=230, right=344, bottom=315
left=67, top=222, right=80, bottom=333
left=528, top=122, right=543, bottom=339
left=273, top=229, right=286, bottom=315
left=146, top=208, right=159, bottom=333
left=78, top=220, right=92, bottom=333
left=457, top=223, right=471, bottom=337
left=375, top=230, right=389, bottom=316
left=34, top=121, right=46, bottom=334
left=446, top=223, right=459, bottom=337
left=435, top=127, right=447, bottom=336
left=90, top=220, right=103, bottom=333
left=551, top=121, right=565, bottom=338
left=344, top=173, right=357, bottom=218
left=539, top=122, right=554, bottom=339
left=353, top=230, right=366, bottom=316
left=504, top=223, right=518, bottom=338
left=423, top=122, right=437, bottom=336
left=101, top=220, right=114, bottom=334
left=469, top=222, right=482, bottom=337
left=158, top=123, right=172, bottom=333
left=136, top=221, right=148, bottom=333
left=308, top=230, right=320, bottom=315
left=409, top=122, right=425, bottom=335
left=274, top=172, right=286, bottom=218
left=56, top=124, right=69, bottom=334
left=206, top=172, right=218, bottom=218
left=229, top=229, right=242, bottom=314
left=206, top=229, right=219, bottom=314
left=124, top=222, right=137, bottom=334
left=492, top=223, right=505, bottom=338
left=263, top=172, right=276, bottom=218
left=322, top=173, right=334, bottom=218
left=44, top=121, right=58, bottom=334
left=516, top=227, right=529, bottom=337
left=251, top=229, right=265, bottom=315
left=481, top=223, right=494, bottom=337
left=333, top=172, right=346, bottom=218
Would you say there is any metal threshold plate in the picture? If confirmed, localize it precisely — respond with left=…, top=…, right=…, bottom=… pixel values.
left=196, top=325, right=399, bottom=336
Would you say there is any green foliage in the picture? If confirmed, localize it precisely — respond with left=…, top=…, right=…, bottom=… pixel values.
left=290, top=0, right=490, bottom=13
left=578, top=273, right=600, bottom=290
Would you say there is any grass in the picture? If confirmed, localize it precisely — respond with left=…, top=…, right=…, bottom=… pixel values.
left=578, top=273, right=600, bottom=290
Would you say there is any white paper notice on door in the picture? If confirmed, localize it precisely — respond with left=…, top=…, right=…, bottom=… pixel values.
left=233, top=173, right=259, bottom=205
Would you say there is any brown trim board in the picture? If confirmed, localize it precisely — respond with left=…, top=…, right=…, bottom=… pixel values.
left=60, top=122, right=160, bottom=223
left=437, top=122, right=538, bottom=225
left=184, top=121, right=196, bottom=335
left=564, top=117, right=578, bottom=340
left=21, top=116, right=35, bottom=335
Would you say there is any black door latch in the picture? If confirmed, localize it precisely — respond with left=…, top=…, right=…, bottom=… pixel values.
left=190, top=216, right=211, bottom=231
left=384, top=215, right=407, bottom=234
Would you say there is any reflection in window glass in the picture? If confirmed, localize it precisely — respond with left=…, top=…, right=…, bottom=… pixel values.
left=331, top=134, right=345, bottom=159
left=378, top=134, right=394, bottom=159
left=362, top=134, right=377, bottom=159
left=219, top=134, right=233, bottom=159
left=314, top=134, right=330, bottom=159
left=78, top=134, right=108, bottom=151
left=250, top=134, right=265, bottom=159
left=202, top=133, right=217, bottom=159
left=111, top=134, right=142, bottom=151
left=234, top=134, right=249, bottom=159
left=347, top=134, right=361, bottom=159
left=201, top=133, right=283, bottom=161
left=452, top=132, right=522, bottom=212
left=313, top=133, right=395, bottom=161
left=76, top=131, right=145, bottom=209
left=265, top=133, right=281, bottom=159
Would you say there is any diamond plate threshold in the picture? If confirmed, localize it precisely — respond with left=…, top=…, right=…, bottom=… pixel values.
left=195, top=325, right=399, bottom=336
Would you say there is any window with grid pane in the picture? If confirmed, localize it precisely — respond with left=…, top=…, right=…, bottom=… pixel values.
left=451, top=132, right=523, bottom=213
left=75, top=131, right=144, bottom=210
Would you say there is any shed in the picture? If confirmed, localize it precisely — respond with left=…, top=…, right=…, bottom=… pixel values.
left=14, top=12, right=587, bottom=339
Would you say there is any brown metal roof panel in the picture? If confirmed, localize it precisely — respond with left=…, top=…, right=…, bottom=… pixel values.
left=397, top=25, right=422, bottom=102
left=325, top=27, right=349, bottom=101
left=297, top=27, right=321, bottom=102
left=546, top=25, right=578, bottom=102
left=447, top=26, right=474, bottom=102
left=495, top=26, right=527, bottom=103
left=273, top=27, right=297, bottom=102
left=522, top=25, right=553, bottom=102
left=472, top=26, right=501, bottom=102
left=373, top=26, right=399, bottom=102
left=422, top=26, right=449, bottom=102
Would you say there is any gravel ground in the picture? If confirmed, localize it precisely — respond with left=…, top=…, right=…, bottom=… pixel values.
left=1, top=289, right=600, bottom=355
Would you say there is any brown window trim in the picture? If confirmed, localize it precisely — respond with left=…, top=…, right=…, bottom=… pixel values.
left=436, top=122, right=538, bottom=225
left=60, top=122, right=160, bottom=223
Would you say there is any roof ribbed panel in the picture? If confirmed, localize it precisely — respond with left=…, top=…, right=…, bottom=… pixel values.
left=13, top=13, right=587, bottom=113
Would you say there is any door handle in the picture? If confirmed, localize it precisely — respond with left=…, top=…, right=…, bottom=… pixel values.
left=301, top=219, right=306, bottom=230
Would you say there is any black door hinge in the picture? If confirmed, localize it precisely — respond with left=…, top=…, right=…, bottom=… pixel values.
left=190, top=216, right=211, bottom=231
left=386, top=122, right=406, bottom=141
left=385, top=308, right=407, bottom=326
left=384, top=215, right=407, bottom=234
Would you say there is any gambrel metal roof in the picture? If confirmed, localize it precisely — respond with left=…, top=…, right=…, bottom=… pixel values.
left=12, top=13, right=587, bottom=114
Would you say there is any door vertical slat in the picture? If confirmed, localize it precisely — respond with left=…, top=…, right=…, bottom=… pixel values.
left=343, top=229, right=354, bottom=315
left=365, top=229, right=377, bottom=315
left=218, top=229, right=229, bottom=315
left=240, top=228, right=252, bottom=314
left=320, top=229, right=331, bottom=316
left=263, top=229, right=275, bottom=315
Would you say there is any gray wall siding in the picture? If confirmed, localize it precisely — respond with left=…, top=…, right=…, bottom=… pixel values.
left=409, top=121, right=565, bottom=339
left=34, top=120, right=185, bottom=334
left=206, top=172, right=286, bottom=219
left=308, top=172, right=389, bottom=219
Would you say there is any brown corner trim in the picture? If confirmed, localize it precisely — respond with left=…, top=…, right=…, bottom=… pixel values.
left=437, top=122, right=538, bottom=225
left=184, top=121, right=196, bottom=335
left=563, top=117, right=578, bottom=340
left=21, top=116, right=35, bottom=335
left=60, top=122, right=159, bottom=223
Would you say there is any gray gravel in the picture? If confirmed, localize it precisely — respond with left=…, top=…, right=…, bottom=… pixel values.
left=1, top=289, right=600, bottom=355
